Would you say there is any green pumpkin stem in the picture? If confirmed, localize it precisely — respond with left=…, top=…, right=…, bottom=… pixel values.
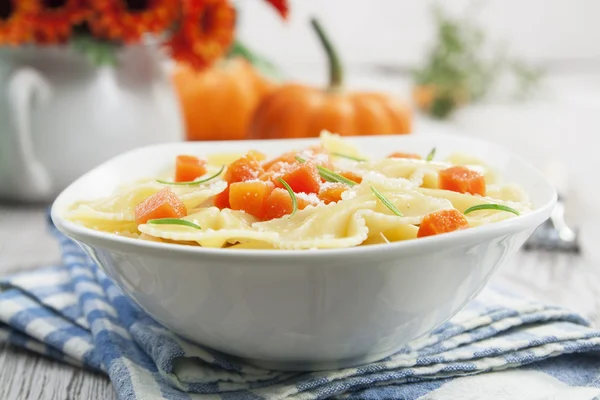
left=310, top=17, right=344, bottom=89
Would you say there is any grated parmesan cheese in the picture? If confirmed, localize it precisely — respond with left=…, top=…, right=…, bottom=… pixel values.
left=295, top=192, right=323, bottom=205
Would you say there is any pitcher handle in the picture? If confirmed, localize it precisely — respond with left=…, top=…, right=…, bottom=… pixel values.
left=7, top=67, right=53, bottom=200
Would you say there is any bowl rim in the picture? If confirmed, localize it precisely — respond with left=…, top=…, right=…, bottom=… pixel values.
left=51, top=133, right=557, bottom=262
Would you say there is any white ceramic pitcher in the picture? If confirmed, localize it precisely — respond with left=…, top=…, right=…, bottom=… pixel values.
left=0, top=45, right=184, bottom=203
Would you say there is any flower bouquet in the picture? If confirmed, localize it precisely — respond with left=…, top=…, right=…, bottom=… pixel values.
left=0, top=0, right=287, bottom=68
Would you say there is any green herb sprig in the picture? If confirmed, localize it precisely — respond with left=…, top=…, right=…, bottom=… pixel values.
left=331, top=152, right=367, bottom=162
left=412, top=4, right=543, bottom=119
left=71, top=30, right=119, bottom=66
left=295, top=156, right=357, bottom=186
left=157, top=165, right=225, bottom=186
left=370, top=186, right=403, bottom=216
left=147, top=218, right=203, bottom=230
left=464, top=204, right=520, bottom=216
left=277, top=178, right=298, bottom=218
left=426, top=147, right=436, bottom=161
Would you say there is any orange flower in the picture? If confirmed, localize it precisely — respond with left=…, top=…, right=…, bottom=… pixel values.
left=89, top=0, right=180, bottom=43
left=264, top=0, right=288, bottom=19
left=31, top=0, right=89, bottom=44
left=166, top=0, right=235, bottom=70
left=0, top=1, right=38, bottom=45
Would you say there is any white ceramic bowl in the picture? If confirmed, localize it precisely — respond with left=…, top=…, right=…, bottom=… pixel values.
left=51, top=133, right=556, bottom=371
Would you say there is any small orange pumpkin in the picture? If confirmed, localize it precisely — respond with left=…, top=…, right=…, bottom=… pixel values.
left=248, top=18, right=412, bottom=139
left=173, top=57, right=275, bottom=141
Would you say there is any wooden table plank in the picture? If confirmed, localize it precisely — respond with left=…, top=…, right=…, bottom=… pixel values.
left=0, top=343, right=116, bottom=400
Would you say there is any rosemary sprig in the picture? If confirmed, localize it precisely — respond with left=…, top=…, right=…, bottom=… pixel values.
left=277, top=178, right=298, bottom=218
left=295, top=156, right=357, bottom=186
left=426, top=147, right=436, bottom=161
left=370, top=186, right=403, bottom=216
left=464, top=204, right=520, bottom=216
left=331, top=152, right=367, bottom=162
left=157, top=165, right=225, bottom=186
left=147, top=218, right=203, bottom=230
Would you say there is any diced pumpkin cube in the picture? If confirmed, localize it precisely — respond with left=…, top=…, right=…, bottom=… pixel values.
left=135, top=188, right=187, bottom=225
left=276, top=162, right=321, bottom=194
left=224, top=152, right=265, bottom=183
left=265, top=161, right=296, bottom=174
left=339, top=171, right=363, bottom=184
left=417, top=209, right=469, bottom=238
left=388, top=152, right=422, bottom=160
left=175, top=155, right=207, bottom=182
left=229, top=181, right=274, bottom=219
left=263, top=152, right=298, bottom=171
left=318, top=183, right=348, bottom=204
left=263, top=188, right=312, bottom=220
left=258, top=171, right=278, bottom=183
left=214, top=186, right=230, bottom=209
left=439, top=166, right=486, bottom=196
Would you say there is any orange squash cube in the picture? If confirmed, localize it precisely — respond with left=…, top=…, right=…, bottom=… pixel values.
left=224, top=152, right=265, bottom=183
left=417, top=209, right=469, bottom=238
left=439, top=166, right=486, bottom=196
left=339, top=171, right=363, bottom=184
left=318, top=183, right=348, bottom=204
left=135, top=188, right=187, bottom=225
left=388, top=152, right=422, bottom=160
left=229, top=181, right=274, bottom=219
left=263, top=151, right=299, bottom=171
left=265, top=161, right=297, bottom=174
left=175, top=155, right=207, bottom=182
left=263, top=188, right=312, bottom=220
left=214, top=186, right=230, bottom=209
left=276, top=162, right=321, bottom=194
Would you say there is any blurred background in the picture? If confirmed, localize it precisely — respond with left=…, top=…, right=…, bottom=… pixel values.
left=237, top=0, right=600, bottom=84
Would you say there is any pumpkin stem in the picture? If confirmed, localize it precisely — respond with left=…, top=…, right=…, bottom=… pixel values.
left=311, top=17, right=343, bottom=89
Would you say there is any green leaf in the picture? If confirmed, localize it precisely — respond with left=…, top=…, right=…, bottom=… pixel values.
left=430, top=94, right=457, bottom=119
left=146, top=218, right=203, bottom=230
left=331, top=152, right=367, bottom=162
left=318, top=167, right=357, bottom=186
left=295, top=156, right=357, bottom=186
left=426, top=147, right=436, bottom=161
left=277, top=178, right=298, bottom=218
left=370, top=186, right=403, bottom=217
left=157, top=166, right=225, bottom=186
left=71, top=33, right=120, bottom=66
left=463, top=204, right=520, bottom=216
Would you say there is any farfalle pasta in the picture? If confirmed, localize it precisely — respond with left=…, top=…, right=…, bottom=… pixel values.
left=65, top=132, right=532, bottom=250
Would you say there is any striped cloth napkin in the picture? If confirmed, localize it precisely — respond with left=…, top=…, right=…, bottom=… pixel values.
left=1, top=224, right=600, bottom=400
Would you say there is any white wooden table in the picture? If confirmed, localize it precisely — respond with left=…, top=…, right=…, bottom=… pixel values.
left=1, top=73, right=599, bottom=399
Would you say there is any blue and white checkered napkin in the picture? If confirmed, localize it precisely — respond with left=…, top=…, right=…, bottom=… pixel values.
left=2, top=224, right=600, bottom=400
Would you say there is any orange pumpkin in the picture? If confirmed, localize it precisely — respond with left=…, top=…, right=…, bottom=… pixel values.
left=173, top=57, right=275, bottom=141
left=248, top=19, right=412, bottom=139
